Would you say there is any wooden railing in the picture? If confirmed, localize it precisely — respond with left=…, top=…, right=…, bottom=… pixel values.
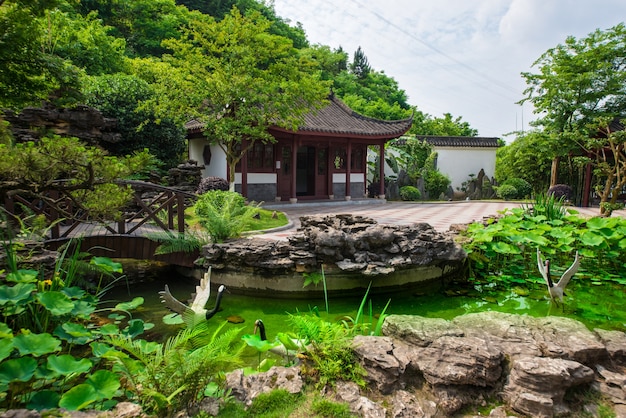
left=4, top=180, right=197, bottom=240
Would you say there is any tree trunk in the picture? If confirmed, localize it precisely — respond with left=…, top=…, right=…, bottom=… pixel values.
left=550, top=157, right=560, bottom=187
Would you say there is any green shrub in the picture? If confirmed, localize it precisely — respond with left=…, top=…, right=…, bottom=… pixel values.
left=399, top=185, right=421, bottom=201
left=502, top=178, right=532, bottom=198
left=193, top=190, right=260, bottom=242
left=424, top=171, right=451, bottom=198
left=496, top=184, right=518, bottom=200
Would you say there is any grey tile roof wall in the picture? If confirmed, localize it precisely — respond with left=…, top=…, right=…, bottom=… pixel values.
left=393, top=136, right=501, bottom=148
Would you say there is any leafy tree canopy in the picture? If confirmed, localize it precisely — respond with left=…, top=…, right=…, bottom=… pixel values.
left=0, top=135, right=155, bottom=220
left=82, top=73, right=186, bottom=168
left=521, top=22, right=626, bottom=137
left=142, top=9, right=329, bottom=184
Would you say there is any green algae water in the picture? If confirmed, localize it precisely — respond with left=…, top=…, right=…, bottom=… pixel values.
left=105, top=272, right=626, bottom=342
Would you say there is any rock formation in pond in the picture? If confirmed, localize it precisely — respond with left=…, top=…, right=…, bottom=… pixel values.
left=201, top=214, right=466, bottom=278
left=224, top=312, right=626, bottom=418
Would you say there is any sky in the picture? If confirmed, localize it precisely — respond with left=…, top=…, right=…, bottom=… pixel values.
left=272, top=0, right=626, bottom=140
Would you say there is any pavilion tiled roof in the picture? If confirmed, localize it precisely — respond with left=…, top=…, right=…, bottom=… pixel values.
left=186, top=94, right=413, bottom=138
left=294, top=94, right=413, bottom=138
left=393, top=135, right=501, bottom=148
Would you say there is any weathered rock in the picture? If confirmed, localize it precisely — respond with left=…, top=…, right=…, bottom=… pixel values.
left=595, top=328, right=626, bottom=365
left=415, top=335, right=504, bottom=387
left=352, top=335, right=413, bottom=394
left=503, top=356, right=594, bottom=418
left=390, top=390, right=434, bottom=418
left=225, top=366, right=304, bottom=406
left=201, top=214, right=466, bottom=279
left=332, top=381, right=386, bottom=418
left=381, top=314, right=464, bottom=347
left=594, top=365, right=626, bottom=405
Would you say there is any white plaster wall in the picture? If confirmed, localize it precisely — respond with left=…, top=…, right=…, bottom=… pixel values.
left=188, top=138, right=228, bottom=178
left=332, top=173, right=365, bottom=183
left=377, top=146, right=496, bottom=191
left=234, top=173, right=277, bottom=185
left=435, top=147, right=496, bottom=190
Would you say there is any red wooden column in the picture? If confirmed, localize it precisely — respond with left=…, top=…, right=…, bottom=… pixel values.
left=378, top=142, right=385, bottom=198
left=290, top=136, right=298, bottom=202
left=345, top=140, right=352, bottom=200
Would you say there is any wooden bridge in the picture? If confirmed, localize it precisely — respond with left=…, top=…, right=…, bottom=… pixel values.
left=4, top=181, right=200, bottom=267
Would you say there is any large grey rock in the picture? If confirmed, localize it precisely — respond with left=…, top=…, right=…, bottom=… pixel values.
left=225, top=366, right=304, bottom=406
left=201, top=214, right=466, bottom=277
left=414, top=335, right=504, bottom=387
left=381, top=315, right=463, bottom=347
left=352, top=335, right=413, bottom=394
left=594, top=328, right=626, bottom=365
left=391, top=390, right=435, bottom=418
left=503, top=356, right=594, bottom=418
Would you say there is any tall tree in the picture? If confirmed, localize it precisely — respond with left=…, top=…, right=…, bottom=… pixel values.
left=520, top=23, right=626, bottom=212
left=142, top=9, right=329, bottom=187
left=0, top=0, right=79, bottom=110
left=350, top=46, right=371, bottom=79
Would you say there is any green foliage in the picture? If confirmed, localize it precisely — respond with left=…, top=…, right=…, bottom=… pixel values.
left=147, top=8, right=329, bottom=184
left=193, top=190, right=260, bottom=242
left=0, top=238, right=149, bottom=411
left=461, top=206, right=626, bottom=289
left=288, top=314, right=367, bottom=388
left=496, top=131, right=553, bottom=195
left=82, top=73, right=186, bottom=169
left=496, top=184, right=518, bottom=200
left=523, top=193, right=567, bottom=221
left=311, top=396, right=355, bottom=418
left=103, top=320, right=243, bottom=415
left=44, top=9, right=128, bottom=75
left=400, top=186, right=421, bottom=201
left=0, top=135, right=154, bottom=220
left=424, top=170, right=451, bottom=199
left=247, top=389, right=302, bottom=417
left=501, top=178, right=532, bottom=199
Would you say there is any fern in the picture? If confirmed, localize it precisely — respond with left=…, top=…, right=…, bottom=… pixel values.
left=103, top=321, right=243, bottom=415
left=146, top=230, right=211, bottom=255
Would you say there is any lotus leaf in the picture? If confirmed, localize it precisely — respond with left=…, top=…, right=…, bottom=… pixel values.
left=13, top=332, right=61, bottom=356
left=54, top=322, right=94, bottom=345
left=0, top=323, right=13, bottom=338
left=71, top=300, right=96, bottom=318
left=124, top=319, right=146, bottom=338
left=62, top=286, right=86, bottom=299
left=36, top=291, right=75, bottom=315
left=579, top=231, right=605, bottom=247
left=114, top=297, right=144, bottom=311
left=0, top=357, right=37, bottom=382
left=90, top=257, right=123, bottom=274
left=27, top=390, right=60, bottom=410
left=0, top=338, right=14, bottom=362
left=242, top=334, right=280, bottom=352
left=47, top=354, right=92, bottom=376
left=98, top=324, right=121, bottom=335
left=87, top=370, right=121, bottom=399
left=0, top=283, right=36, bottom=305
left=5, top=269, right=39, bottom=283
left=59, top=383, right=98, bottom=410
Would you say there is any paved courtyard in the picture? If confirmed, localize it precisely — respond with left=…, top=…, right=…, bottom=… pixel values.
left=257, top=200, right=618, bottom=240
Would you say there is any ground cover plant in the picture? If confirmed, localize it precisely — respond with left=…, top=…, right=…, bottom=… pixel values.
left=460, top=196, right=626, bottom=315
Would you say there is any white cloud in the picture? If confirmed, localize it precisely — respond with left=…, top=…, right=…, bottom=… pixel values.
left=273, top=0, right=626, bottom=139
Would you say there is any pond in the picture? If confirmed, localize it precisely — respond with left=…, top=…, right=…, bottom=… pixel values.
left=104, top=269, right=626, bottom=355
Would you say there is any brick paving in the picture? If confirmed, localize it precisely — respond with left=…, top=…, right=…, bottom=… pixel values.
left=257, top=200, right=617, bottom=240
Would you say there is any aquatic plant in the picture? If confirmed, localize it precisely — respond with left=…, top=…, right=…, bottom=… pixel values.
left=462, top=206, right=626, bottom=292
left=0, top=239, right=149, bottom=411
left=102, top=320, right=244, bottom=415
